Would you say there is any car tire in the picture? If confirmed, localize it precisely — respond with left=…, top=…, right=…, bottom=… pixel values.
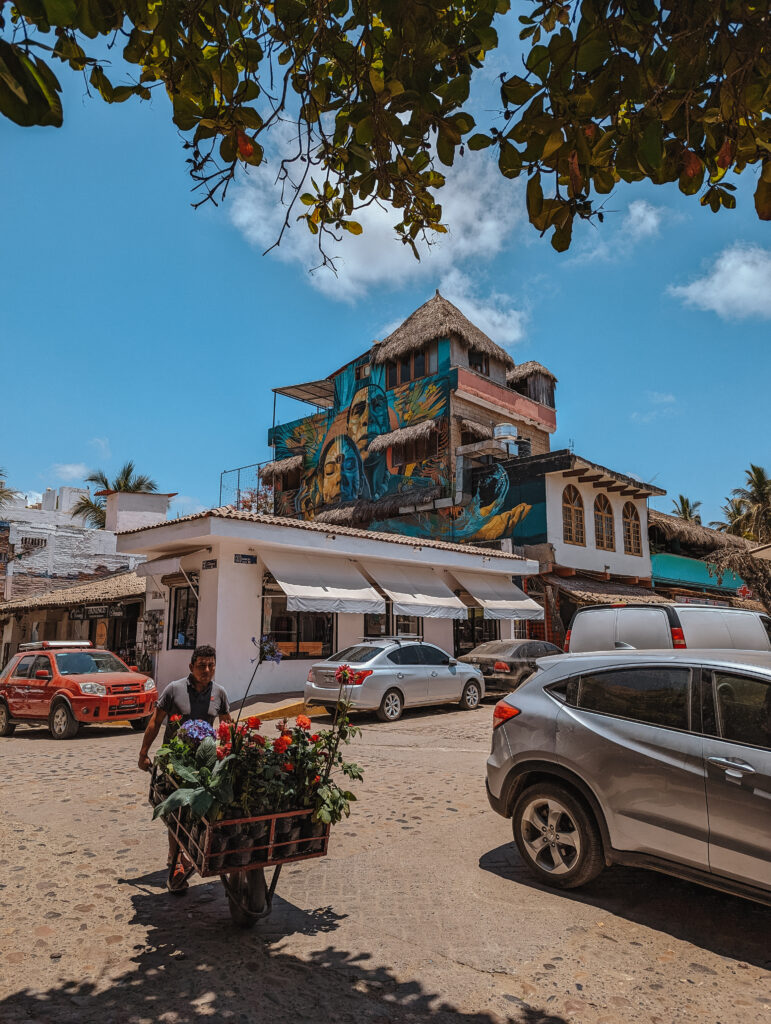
left=48, top=701, right=80, bottom=740
left=0, top=702, right=16, bottom=737
left=130, top=716, right=150, bottom=732
left=377, top=689, right=403, bottom=723
left=459, top=679, right=481, bottom=710
left=512, top=783, right=604, bottom=890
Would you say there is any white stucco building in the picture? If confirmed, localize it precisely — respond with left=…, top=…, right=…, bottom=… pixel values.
left=116, top=507, right=543, bottom=700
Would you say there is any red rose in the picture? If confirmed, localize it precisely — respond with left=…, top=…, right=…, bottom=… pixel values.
left=273, top=735, right=291, bottom=754
left=170, top=714, right=182, bottom=723
left=216, top=748, right=226, bottom=761
left=283, top=762, right=294, bottom=772
left=296, top=714, right=311, bottom=730
left=313, top=775, right=321, bottom=785
left=310, top=734, right=320, bottom=743
left=217, top=722, right=230, bottom=741
left=253, top=734, right=266, bottom=748
left=246, top=715, right=261, bottom=730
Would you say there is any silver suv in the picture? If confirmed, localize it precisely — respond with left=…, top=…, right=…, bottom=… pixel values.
left=305, top=639, right=484, bottom=722
left=486, top=649, right=771, bottom=905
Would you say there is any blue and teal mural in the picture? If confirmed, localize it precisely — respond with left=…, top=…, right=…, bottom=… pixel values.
left=269, top=358, right=453, bottom=519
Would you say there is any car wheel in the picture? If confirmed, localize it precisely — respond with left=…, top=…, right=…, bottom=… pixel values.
left=512, top=783, right=604, bottom=890
left=0, top=702, right=16, bottom=737
left=377, top=689, right=403, bottom=723
left=459, top=680, right=481, bottom=710
left=48, top=701, right=80, bottom=740
left=130, top=716, right=150, bottom=732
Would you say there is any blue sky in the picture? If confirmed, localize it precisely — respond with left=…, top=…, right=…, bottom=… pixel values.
left=1, top=24, right=769, bottom=527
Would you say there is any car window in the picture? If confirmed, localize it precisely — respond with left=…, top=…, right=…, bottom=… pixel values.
left=713, top=672, right=771, bottom=750
left=541, top=643, right=562, bottom=656
left=32, top=656, right=52, bottom=677
left=575, top=666, right=691, bottom=731
left=759, top=616, right=771, bottom=648
left=330, top=645, right=384, bottom=664
left=13, top=656, right=35, bottom=679
left=419, top=645, right=448, bottom=666
left=386, top=645, right=424, bottom=666
left=55, top=652, right=128, bottom=674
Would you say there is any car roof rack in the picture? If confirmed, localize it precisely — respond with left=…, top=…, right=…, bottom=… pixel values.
left=18, top=641, right=94, bottom=651
left=357, top=635, right=423, bottom=643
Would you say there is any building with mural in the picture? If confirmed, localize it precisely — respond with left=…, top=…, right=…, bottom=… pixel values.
left=264, top=291, right=557, bottom=540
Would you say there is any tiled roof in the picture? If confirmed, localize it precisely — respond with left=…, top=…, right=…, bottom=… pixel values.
left=0, top=571, right=145, bottom=613
left=119, top=506, right=530, bottom=562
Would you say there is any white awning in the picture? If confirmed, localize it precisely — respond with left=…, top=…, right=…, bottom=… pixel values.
left=452, top=570, right=544, bottom=621
left=261, top=550, right=385, bottom=615
left=362, top=562, right=467, bottom=620
left=135, top=556, right=181, bottom=578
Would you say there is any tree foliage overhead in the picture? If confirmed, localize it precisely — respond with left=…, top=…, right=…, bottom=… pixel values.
left=671, top=494, right=702, bottom=523
left=1, top=1, right=769, bottom=253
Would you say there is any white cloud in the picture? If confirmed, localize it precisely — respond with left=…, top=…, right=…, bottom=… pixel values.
left=668, top=243, right=771, bottom=320
left=171, top=495, right=207, bottom=518
left=90, top=437, right=111, bottom=459
left=229, top=147, right=524, bottom=306
left=52, top=462, right=89, bottom=482
left=436, top=269, right=527, bottom=348
left=630, top=390, right=677, bottom=425
left=622, top=199, right=664, bottom=241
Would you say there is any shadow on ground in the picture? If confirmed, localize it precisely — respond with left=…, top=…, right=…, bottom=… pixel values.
left=0, top=870, right=568, bottom=1024
left=480, top=842, right=771, bottom=970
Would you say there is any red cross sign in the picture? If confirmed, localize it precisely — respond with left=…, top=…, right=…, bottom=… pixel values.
left=736, top=584, right=752, bottom=600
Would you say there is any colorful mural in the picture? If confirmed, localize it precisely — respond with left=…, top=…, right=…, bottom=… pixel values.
left=269, top=360, right=452, bottom=520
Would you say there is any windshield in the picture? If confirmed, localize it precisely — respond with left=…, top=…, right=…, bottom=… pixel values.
left=468, top=641, right=518, bottom=657
left=329, top=645, right=384, bottom=664
left=55, top=652, right=129, bottom=675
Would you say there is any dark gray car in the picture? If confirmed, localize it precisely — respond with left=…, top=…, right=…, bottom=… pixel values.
left=458, top=639, right=562, bottom=695
left=486, top=649, right=771, bottom=905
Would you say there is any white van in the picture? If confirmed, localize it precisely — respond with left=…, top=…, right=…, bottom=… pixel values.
left=565, top=603, right=771, bottom=653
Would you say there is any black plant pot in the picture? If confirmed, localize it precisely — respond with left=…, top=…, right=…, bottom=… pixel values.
left=300, top=818, right=327, bottom=854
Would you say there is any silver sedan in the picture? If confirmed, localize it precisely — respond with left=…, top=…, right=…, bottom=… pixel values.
left=305, top=639, right=485, bottom=722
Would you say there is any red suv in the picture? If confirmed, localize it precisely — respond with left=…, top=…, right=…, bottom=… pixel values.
left=0, top=641, right=157, bottom=739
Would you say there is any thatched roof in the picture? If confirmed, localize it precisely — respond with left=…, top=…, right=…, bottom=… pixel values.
left=460, top=418, right=493, bottom=440
left=368, top=419, right=438, bottom=454
left=313, top=484, right=444, bottom=526
left=506, top=361, right=557, bottom=385
left=372, top=292, right=515, bottom=367
left=259, top=455, right=304, bottom=481
left=648, top=509, right=749, bottom=553
left=0, top=570, right=145, bottom=614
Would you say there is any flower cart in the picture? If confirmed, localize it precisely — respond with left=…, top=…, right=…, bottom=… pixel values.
left=149, top=685, right=361, bottom=928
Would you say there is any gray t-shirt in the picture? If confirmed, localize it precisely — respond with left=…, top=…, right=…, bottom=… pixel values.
left=158, top=676, right=229, bottom=740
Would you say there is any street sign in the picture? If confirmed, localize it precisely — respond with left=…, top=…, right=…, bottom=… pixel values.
left=202, top=559, right=218, bottom=570
left=234, top=554, right=257, bottom=564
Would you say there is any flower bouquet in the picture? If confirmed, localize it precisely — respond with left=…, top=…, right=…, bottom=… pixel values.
left=149, top=677, right=362, bottom=874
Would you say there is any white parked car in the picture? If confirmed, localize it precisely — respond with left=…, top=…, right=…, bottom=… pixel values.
left=305, top=638, right=485, bottom=722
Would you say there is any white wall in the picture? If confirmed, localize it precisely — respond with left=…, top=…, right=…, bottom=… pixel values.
left=423, top=617, right=454, bottom=652
left=545, top=474, right=652, bottom=576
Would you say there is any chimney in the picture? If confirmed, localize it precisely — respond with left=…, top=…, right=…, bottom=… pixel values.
left=100, top=491, right=176, bottom=534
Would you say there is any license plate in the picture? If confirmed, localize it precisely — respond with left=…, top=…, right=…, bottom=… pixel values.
left=119, top=697, right=136, bottom=706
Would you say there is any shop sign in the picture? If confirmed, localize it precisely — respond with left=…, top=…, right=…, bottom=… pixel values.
left=69, top=607, right=85, bottom=620
left=234, top=554, right=257, bottom=564
left=74, top=604, right=126, bottom=619
left=202, top=559, right=218, bottom=570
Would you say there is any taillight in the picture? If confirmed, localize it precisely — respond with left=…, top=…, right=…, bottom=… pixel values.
left=352, top=670, right=373, bottom=685
left=306, top=668, right=314, bottom=683
left=564, top=629, right=571, bottom=651
left=493, top=661, right=510, bottom=672
left=671, top=627, right=687, bottom=649
left=493, top=700, right=521, bottom=728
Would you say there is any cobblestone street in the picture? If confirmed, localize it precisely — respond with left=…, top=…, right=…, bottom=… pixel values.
left=0, top=704, right=769, bottom=1024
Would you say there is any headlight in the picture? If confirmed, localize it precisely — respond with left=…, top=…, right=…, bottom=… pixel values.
left=143, top=678, right=156, bottom=691
left=80, top=682, right=107, bottom=696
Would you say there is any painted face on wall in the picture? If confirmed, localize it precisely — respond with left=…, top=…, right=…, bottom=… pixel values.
left=347, top=384, right=389, bottom=460
left=321, top=436, right=364, bottom=504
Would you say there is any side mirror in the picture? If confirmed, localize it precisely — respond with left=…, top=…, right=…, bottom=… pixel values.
left=35, top=670, right=51, bottom=680
left=129, top=665, right=139, bottom=672
left=448, top=658, right=458, bottom=667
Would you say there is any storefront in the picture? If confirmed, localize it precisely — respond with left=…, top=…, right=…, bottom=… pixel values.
left=117, top=508, right=543, bottom=700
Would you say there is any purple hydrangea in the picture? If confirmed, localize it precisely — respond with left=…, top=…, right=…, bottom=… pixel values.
left=177, top=719, right=216, bottom=745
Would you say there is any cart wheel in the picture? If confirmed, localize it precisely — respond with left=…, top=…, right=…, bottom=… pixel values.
left=225, top=870, right=267, bottom=928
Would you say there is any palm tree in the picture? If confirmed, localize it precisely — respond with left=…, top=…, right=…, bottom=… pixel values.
left=71, top=460, right=158, bottom=529
left=709, top=497, right=749, bottom=535
left=729, top=463, right=771, bottom=543
left=671, top=494, right=702, bottom=523
left=0, top=467, right=19, bottom=509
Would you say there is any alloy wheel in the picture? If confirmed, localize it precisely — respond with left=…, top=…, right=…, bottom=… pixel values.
left=383, top=693, right=401, bottom=720
left=464, top=683, right=480, bottom=708
left=52, top=706, right=69, bottom=737
left=518, top=796, right=582, bottom=875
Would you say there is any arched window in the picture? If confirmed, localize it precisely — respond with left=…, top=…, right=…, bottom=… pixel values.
left=562, top=485, right=585, bottom=545
left=594, top=494, right=615, bottom=551
left=623, top=502, right=642, bottom=555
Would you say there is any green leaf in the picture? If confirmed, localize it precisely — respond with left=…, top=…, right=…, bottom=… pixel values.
left=575, top=36, right=609, bottom=73
left=436, top=130, right=455, bottom=167
left=639, top=121, right=662, bottom=170
left=501, top=75, right=539, bottom=107
left=526, top=173, right=543, bottom=219
left=344, top=220, right=363, bottom=234
left=468, top=133, right=493, bottom=151
left=498, top=140, right=522, bottom=178
left=525, top=44, right=549, bottom=81
left=755, top=178, right=771, bottom=220
left=369, top=67, right=385, bottom=94
left=542, top=128, right=564, bottom=160
left=355, top=115, right=374, bottom=145
left=41, top=0, right=77, bottom=23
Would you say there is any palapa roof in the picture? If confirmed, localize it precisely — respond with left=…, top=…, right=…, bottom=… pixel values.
left=506, top=361, right=557, bottom=385
left=372, top=291, right=515, bottom=368
left=0, top=570, right=145, bottom=614
left=543, top=573, right=671, bottom=606
left=460, top=418, right=493, bottom=440
left=648, top=509, right=749, bottom=553
left=259, top=455, right=304, bottom=481
left=368, top=418, right=438, bottom=454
